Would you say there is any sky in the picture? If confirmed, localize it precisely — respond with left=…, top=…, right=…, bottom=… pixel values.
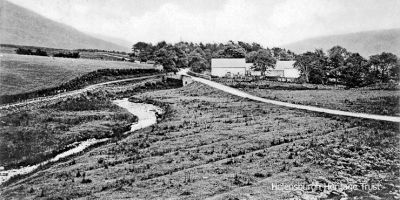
left=8, top=0, right=400, bottom=47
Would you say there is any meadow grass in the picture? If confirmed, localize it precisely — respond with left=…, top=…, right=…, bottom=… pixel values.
left=0, top=53, right=153, bottom=96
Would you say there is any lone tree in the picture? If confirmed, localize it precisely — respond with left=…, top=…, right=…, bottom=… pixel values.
left=154, top=48, right=177, bottom=73
left=132, top=42, right=153, bottom=62
left=172, top=46, right=189, bottom=68
left=369, top=52, right=398, bottom=83
left=188, top=48, right=208, bottom=73
left=294, top=49, right=328, bottom=84
left=251, top=49, right=276, bottom=76
left=327, top=46, right=350, bottom=83
left=340, top=53, right=369, bottom=87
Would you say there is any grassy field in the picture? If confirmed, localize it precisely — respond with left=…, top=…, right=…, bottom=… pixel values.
left=79, top=52, right=129, bottom=61
left=0, top=53, right=153, bottom=96
left=1, top=81, right=398, bottom=199
left=245, top=88, right=400, bottom=116
left=215, top=78, right=400, bottom=116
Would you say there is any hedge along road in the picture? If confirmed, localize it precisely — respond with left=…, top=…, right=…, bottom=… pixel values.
left=179, top=70, right=400, bottom=123
left=0, top=74, right=162, bottom=110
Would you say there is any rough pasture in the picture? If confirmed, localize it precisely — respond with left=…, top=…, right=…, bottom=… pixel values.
left=1, top=82, right=398, bottom=199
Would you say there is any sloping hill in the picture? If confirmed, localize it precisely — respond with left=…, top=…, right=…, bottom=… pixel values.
left=283, top=29, right=400, bottom=57
left=0, top=0, right=129, bottom=51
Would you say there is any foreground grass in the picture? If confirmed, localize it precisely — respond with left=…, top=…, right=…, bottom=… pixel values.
left=1, top=82, right=398, bottom=199
left=0, top=53, right=153, bottom=96
left=0, top=92, right=136, bottom=168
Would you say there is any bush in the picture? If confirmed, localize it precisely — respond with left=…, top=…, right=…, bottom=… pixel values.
left=81, top=178, right=92, bottom=184
left=53, top=52, right=80, bottom=58
left=15, top=48, right=48, bottom=56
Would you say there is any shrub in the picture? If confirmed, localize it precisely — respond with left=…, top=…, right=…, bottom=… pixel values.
left=81, top=178, right=92, bottom=184
left=53, top=52, right=80, bottom=58
left=15, top=48, right=48, bottom=56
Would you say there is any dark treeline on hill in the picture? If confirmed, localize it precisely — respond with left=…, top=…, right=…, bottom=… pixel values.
left=53, top=52, right=80, bottom=58
left=131, top=41, right=399, bottom=87
left=14, top=47, right=80, bottom=58
left=15, top=48, right=48, bottom=56
left=75, top=49, right=128, bottom=55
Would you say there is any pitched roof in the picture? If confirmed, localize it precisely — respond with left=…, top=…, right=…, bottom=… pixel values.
left=211, top=58, right=246, bottom=68
left=275, top=61, right=296, bottom=70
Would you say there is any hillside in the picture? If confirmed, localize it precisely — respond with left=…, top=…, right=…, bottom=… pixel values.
left=0, top=54, right=153, bottom=96
left=283, top=29, right=400, bottom=57
left=0, top=0, right=129, bottom=52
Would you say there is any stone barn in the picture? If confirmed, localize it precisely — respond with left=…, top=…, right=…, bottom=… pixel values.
left=265, top=61, right=300, bottom=79
left=211, top=58, right=246, bottom=77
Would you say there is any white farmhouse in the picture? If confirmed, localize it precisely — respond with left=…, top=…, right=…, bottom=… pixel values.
left=211, top=58, right=246, bottom=77
left=245, top=61, right=299, bottom=78
left=267, top=60, right=299, bottom=78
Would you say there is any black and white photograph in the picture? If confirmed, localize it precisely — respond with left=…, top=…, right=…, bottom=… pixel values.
left=0, top=0, right=399, bottom=199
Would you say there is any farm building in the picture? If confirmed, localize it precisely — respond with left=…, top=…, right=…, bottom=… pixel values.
left=247, top=61, right=300, bottom=79
left=268, top=60, right=300, bottom=78
left=211, top=58, right=246, bottom=77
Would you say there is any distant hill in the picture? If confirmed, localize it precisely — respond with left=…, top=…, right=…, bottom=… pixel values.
left=283, top=29, right=400, bottom=57
left=0, top=0, right=130, bottom=52
left=91, top=33, right=133, bottom=50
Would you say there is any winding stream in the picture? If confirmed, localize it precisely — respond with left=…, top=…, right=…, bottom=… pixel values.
left=0, top=98, right=162, bottom=185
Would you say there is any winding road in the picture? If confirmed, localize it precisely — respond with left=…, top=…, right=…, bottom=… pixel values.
left=180, top=69, right=400, bottom=123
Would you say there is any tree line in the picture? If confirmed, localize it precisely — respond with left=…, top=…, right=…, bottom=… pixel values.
left=294, top=46, right=399, bottom=87
left=15, top=47, right=80, bottom=58
left=16, top=48, right=48, bottom=56
left=131, top=41, right=399, bottom=87
left=131, top=41, right=294, bottom=74
left=53, top=52, right=80, bottom=58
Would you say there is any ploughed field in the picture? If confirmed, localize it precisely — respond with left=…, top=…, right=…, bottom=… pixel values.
left=1, top=81, right=398, bottom=199
left=215, top=78, right=400, bottom=116
left=0, top=53, right=153, bottom=96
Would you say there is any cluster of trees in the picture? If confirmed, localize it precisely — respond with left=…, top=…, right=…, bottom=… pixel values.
left=294, top=46, right=399, bottom=87
left=15, top=48, right=80, bottom=59
left=131, top=41, right=294, bottom=73
left=53, top=52, right=80, bottom=58
left=131, top=41, right=398, bottom=87
left=15, top=48, right=48, bottom=56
